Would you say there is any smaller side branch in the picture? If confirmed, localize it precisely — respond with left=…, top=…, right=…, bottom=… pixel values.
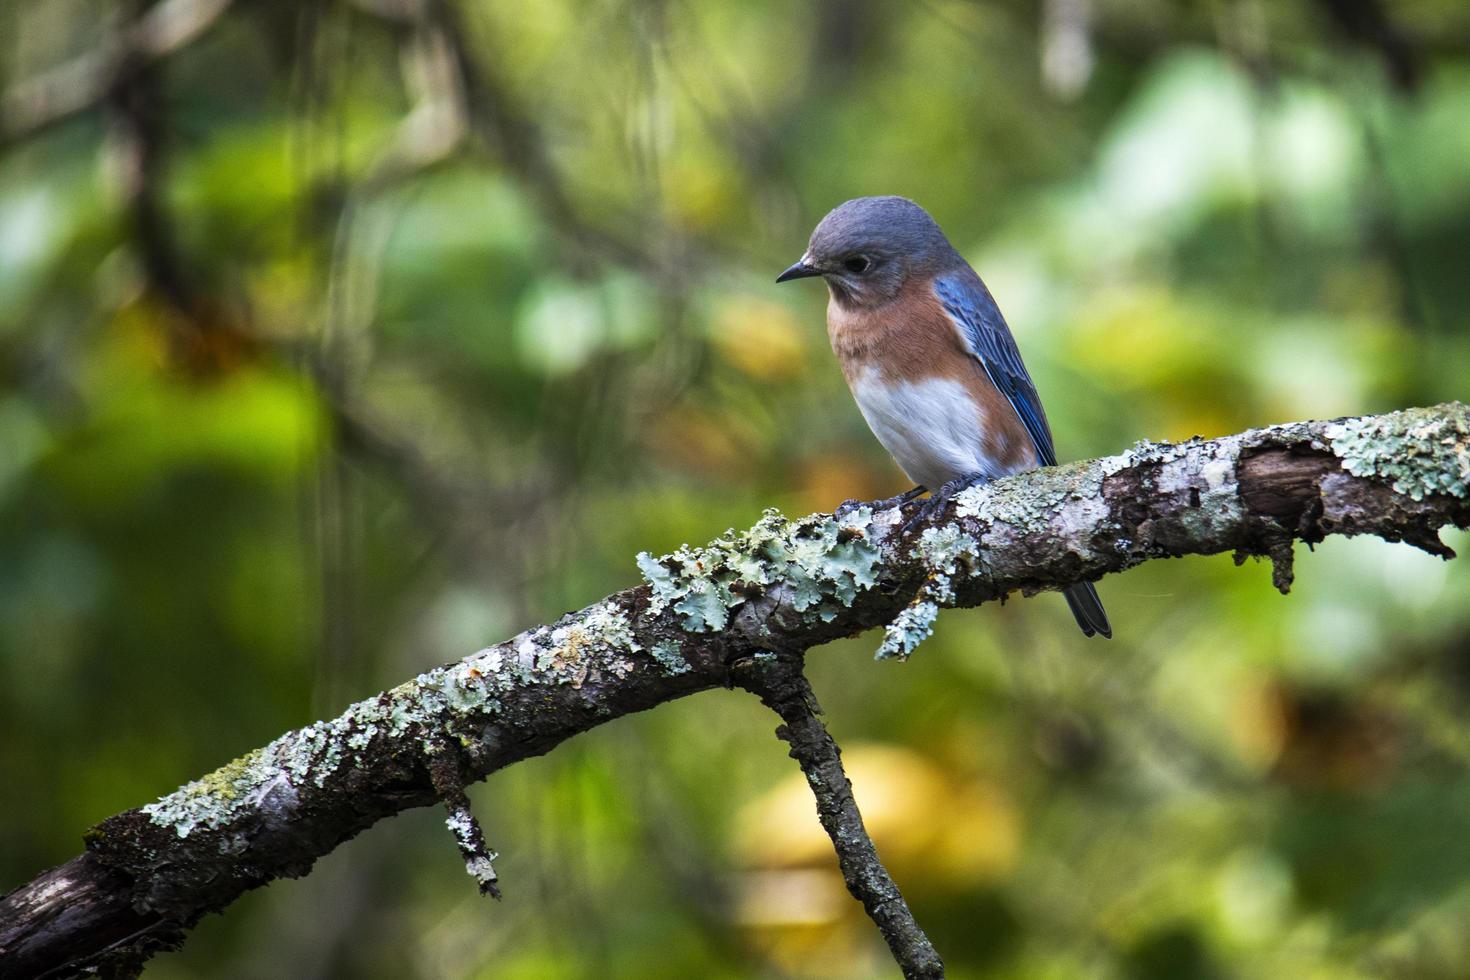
left=735, top=655, right=945, bottom=980
left=427, top=744, right=501, bottom=899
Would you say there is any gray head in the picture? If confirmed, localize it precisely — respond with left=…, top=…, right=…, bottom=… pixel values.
left=775, top=196, right=960, bottom=307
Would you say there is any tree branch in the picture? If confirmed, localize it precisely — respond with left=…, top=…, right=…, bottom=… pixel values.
left=1, top=0, right=234, bottom=144
left=3, top=403, right=1468, bottom=978
left=734, top=653, right=944, bottom=979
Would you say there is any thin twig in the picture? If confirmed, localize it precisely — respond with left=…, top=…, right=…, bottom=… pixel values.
left=735, top=654, right=945, bottom=979
left=427, top=744, right=502, bottom=899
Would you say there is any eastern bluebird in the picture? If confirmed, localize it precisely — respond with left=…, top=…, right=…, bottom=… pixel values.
left=777, top=195, right=1111, bottom=639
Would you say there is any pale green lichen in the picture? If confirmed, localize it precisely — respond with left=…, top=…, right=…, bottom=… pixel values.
left=956, top=460, right=1103, bottom=528
left=953, top=483, right=988, bottom=519
left=464, top=854, right=498, bottom=887
left=142, top=600, right=645, bottom=840
left=1152, top=436, right=1246, bottom=539
left=143, top=739, right=301, bottom=838
left=875, top=526, right=981, bottom=660
left=875, top=600, right=939, bottom=661
left=579, top=604, right=639, bottom=652
left=911, top=525, right=981, bottom=603
left=1100, top=446, right=1141, bottom=477
left=651, top=639, right=690, bottom=675
left=1328, top=405, right=1470, bottom=501
left=535, top=604, right=641, bottom=683
left=636, top=507, right=882, bottom=632
left=445, top=810, right=498, bottom=889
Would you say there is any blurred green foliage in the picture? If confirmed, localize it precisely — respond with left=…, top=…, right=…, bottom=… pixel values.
left=3, top=1, right=1470, bottom=977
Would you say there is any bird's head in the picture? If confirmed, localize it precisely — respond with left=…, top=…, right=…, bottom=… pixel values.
left=776, top=196, right=958, bottom=308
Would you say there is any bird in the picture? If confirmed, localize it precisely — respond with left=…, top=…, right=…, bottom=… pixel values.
left=776, top=195, right=1111, bottom=639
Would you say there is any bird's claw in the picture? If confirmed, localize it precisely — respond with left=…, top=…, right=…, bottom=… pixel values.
left=900, top=474, right=987, bottom=535
left=837, top=487, right=926, bottom=521
left=862, top=485, right=926, bottom=515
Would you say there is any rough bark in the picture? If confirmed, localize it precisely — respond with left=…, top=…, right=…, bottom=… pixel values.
left=2, top=403, right=1468, bottom=978
left=735, top=655, right=946, bottom=979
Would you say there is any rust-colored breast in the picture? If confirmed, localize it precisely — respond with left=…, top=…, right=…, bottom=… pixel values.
left=826, top=278, right=1038, bottom=473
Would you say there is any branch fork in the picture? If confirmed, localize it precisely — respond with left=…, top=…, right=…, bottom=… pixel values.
left=733, top=652, right=944, bottom=979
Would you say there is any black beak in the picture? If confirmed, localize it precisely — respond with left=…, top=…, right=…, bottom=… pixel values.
left=775, top=260, right=822, bottom=284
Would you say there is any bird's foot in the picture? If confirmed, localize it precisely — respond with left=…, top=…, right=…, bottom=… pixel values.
left=901, top=474, right=989, bottom=535
left=872, top=486, right=927, bottom=513
left=836, top=486, right=925, bottom=519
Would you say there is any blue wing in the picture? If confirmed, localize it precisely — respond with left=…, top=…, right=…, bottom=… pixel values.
left=934, top=271, right=1057, bottom=467
left=937, top=272, right=1112, bottom=639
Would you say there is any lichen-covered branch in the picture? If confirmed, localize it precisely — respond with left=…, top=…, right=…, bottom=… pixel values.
left=2, top=403, right=1468, bottom=978
left=427, top=741, right=501, bottom=899
left=734, top=653, right=944, bottom=979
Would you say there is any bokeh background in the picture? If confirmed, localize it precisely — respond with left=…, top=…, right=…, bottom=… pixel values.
left=4, top=1, right=1470, bottom=977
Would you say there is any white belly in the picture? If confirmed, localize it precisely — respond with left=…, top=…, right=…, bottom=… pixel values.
left=850, top=371, right=1009, bottom=490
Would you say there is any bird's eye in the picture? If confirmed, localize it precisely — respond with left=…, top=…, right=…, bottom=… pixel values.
left=842, top=255, right=871, bottom=275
